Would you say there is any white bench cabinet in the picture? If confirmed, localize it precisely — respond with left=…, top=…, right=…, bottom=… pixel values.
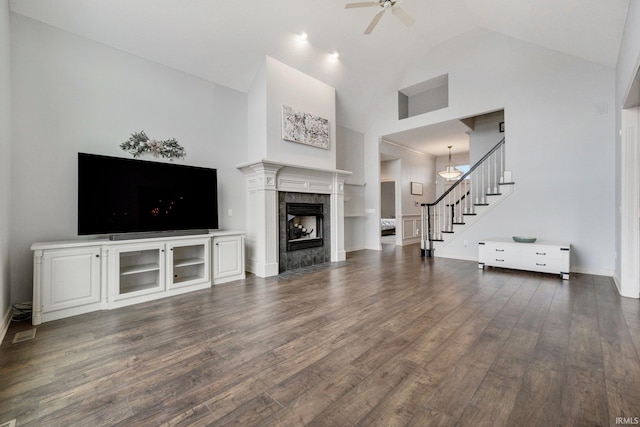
left=479, top=238, right=570, bottom=280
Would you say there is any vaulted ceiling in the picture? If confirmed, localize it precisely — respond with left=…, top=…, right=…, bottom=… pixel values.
left=9, top=0, right=630, bottom=135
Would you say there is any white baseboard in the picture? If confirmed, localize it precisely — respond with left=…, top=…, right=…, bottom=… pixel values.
left=0, top=305, right=11, bottom=344
left=613, top=274, right=622, bottom=294
left=400, top=237, right=421, bottom=246
left=432, top=256, right=617, bottom=279
left=332, top=250, right=347, bottom=262
left=571, top=266, right=615, bottom=277
left=434, top=253, right=477, bottom=262
left=613, top=275, right=640, bottom=299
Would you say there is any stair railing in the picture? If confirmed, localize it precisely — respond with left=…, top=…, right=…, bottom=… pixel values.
left=421, top=138, right=506, bottom=257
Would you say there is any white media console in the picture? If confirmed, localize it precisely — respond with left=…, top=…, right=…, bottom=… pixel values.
left=478, top=238, right=571, bottom=280
left=31, top=231, right=245, bottom=325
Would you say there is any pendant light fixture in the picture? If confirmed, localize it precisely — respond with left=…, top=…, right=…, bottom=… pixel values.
left=438, top=146, right=462, bottom=180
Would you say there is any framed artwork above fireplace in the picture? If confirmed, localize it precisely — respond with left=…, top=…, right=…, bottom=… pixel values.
left=281, top=104, right=330, bottom=150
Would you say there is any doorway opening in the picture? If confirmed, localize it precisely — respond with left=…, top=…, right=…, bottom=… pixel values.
left=380, top=180, right=396, bottom=245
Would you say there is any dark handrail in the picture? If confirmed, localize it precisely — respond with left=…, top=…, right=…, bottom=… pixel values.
left=446, top=190, right=471, bottom=207
left=422, top=138, right=505, bottom=207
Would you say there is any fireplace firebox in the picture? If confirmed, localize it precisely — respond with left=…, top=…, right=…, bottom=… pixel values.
left=286, top=203, right=323, bottom=251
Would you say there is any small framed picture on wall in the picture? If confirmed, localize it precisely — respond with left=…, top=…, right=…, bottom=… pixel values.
left=411, top=182, right=423, bottom=195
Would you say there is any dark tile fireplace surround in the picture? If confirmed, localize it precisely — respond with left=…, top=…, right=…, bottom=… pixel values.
left=278, top=192, right=331, bottom=273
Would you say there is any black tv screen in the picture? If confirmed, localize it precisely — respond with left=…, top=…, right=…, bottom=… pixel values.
left=78, top=153, right=218, bottom=235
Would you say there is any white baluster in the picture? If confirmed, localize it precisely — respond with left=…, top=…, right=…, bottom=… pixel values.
left=480, top=163, right=487, bottom=204
left=440, top=201, right=444, bottom=237
left=486, top=159, right=490, bottom=199
left=436, top=200, right=442, bottom=240
left=500, top=143, right=506, bottom=181
left=487, top=152, right=492, bottom=195
left=455, top=184, right=460, bottom=223
left=472, top=168, right=478, bottom=208
left=492, top=150, right=497, bottom=187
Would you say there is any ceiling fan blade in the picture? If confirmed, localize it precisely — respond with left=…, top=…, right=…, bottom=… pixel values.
left=364, top=9, right=386, bottom=34
left=345, top=2, right=378, bottom=8
left=392, top=6, right=414, bottom=27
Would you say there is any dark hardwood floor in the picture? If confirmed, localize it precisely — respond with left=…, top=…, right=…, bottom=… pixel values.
left=1, top=244, right=639, bottom=426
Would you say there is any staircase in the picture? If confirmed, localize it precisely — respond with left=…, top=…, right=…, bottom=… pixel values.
left=421, top=138, right=514, bottom=257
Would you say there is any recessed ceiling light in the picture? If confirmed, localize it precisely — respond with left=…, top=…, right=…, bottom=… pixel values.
left=299, top=32, right=308, bottom=41
left=330, top=51, right=340, bottom=60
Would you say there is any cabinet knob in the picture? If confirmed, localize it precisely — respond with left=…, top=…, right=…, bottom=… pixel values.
left=96, top=254, right=100, bottom=258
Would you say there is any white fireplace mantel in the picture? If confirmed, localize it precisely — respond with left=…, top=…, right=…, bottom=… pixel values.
left=237, top=159, right=352, bottom=277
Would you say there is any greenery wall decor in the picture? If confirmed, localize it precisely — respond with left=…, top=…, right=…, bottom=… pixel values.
left=120, top=131, right=186, bottom=159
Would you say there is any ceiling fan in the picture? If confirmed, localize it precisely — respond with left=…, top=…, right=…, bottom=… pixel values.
left=345, top=0, right=415, bottom=35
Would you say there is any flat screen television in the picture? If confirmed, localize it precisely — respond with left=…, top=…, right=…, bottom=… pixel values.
left=78, top=153, right=218, bottom=236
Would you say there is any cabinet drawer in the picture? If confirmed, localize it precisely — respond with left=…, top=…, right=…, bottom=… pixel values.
left=480, top=244, right=516, bottom=265
left=524, top=257, right=564, bottom=273
left=520, top=245, right=564, bottom=260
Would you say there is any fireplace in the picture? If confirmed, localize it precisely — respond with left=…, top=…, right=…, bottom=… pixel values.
left=286, top=203, right=323, bottom=251
left=238, top=159, right=349, bottom=277
left=278, top=192, right=331, bottom=273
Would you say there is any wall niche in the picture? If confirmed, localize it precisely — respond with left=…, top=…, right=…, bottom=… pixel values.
left=398, top=74, right=448, bottom=120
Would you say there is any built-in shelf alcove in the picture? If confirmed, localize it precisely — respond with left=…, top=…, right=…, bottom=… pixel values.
left=399, top=74, right=449, bottom=120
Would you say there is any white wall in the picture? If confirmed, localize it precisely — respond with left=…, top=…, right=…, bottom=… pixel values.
left=0, top=0, right=11, bottom=326
left=365, top=29, right=616, bottom=275
left=468, top=111, right=505, bottom=166
left=337, top=125, right=364, bottom=182
left=10, top=15, right=248, bottom=304
left=380, top=158, right=399, bottom=181
left=263, top=56, right=336, bottom=170
left=247, top=60, right=268, bottom=160
left=615, top=1, right=640, bottom=285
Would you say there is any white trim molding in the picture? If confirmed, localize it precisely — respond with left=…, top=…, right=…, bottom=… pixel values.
left=1, top=305, right=12, bottom=344
left=399, top=214, right=422, bottom=246
left=380, top=139, right=434, bottom=159
left=620, top=107, right=640, bottom=298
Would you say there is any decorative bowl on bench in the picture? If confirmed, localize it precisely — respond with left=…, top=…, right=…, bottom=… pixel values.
left=513, top=236, right=537, bottom=243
